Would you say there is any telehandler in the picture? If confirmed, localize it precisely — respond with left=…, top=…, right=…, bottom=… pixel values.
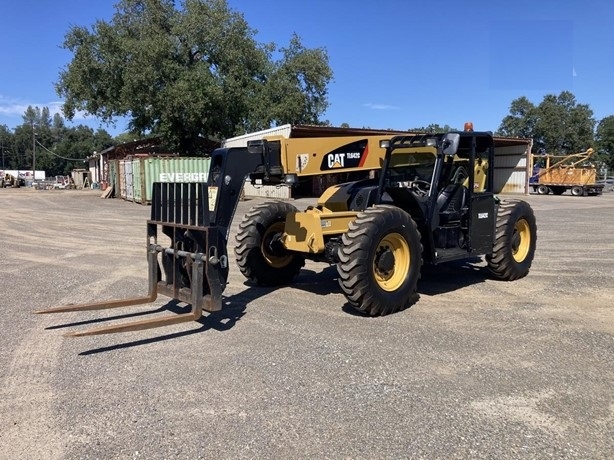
left=37, top=128, right=537, bottom=336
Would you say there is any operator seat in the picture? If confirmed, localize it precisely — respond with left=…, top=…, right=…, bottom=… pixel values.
left=436, top=163, right=469, bottom=225
left=436, top=184, right=467, bottom=225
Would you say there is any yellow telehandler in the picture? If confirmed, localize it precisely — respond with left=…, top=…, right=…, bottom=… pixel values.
left=37, top=129, right=537, bottom=336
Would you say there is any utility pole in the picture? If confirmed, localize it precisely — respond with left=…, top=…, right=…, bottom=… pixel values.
left=32, top=122, right=36, bottom=186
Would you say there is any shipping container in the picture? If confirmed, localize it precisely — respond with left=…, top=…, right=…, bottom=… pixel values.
left=119, top=160, right=127, bottom=200
left=129, top=157, right=211, bottom=204
left=125, top=160, right=134, bottom=201
left=108, top=160, right=119, bottom=196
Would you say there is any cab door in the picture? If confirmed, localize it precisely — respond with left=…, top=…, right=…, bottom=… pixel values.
left=467, top=142, right=495, bottom=254
left=469, top=193, right=495, bottom=254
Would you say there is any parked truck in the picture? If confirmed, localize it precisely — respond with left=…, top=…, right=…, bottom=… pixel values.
left=530, top=148, right=604, bottom=196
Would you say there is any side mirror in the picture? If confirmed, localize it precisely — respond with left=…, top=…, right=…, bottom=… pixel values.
left=442, top=133, right=460, bottom=156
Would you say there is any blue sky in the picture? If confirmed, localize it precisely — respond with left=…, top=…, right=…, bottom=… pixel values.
left=1, top=0, right=613, bottom=137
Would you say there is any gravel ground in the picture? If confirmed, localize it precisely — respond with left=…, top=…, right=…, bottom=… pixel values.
left=0, top=187, right=612, bottom=459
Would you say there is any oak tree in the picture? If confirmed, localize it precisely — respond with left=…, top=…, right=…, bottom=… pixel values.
left=498, top=91, right=595, bottom=154
left=56, top=0, right=332, bottom=153
left=595, top=115, right=614, bottom=170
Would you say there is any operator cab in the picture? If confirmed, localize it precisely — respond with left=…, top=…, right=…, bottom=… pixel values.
left=378, top=131, right=496, bottom=264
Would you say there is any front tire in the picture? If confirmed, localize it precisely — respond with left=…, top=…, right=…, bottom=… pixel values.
left=337, top=205, right=422, bottom=316
left=487, top=200, right=537, bottom=281
left=571, top=185, right=584, bottom=196
left=235, top=201, right=305, bottom=286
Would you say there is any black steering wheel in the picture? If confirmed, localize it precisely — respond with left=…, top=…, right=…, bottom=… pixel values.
left=411, top=179, right=430, bottom=196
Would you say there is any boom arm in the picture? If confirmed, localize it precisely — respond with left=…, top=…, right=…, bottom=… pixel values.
left=247, top=135, right=392, bottom=183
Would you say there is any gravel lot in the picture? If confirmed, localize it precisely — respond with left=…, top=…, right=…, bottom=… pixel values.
left=0, top=188, right=612, bottom=459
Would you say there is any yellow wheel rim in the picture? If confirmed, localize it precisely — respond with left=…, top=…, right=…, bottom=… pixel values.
left=262, top=222, right=292, bottom=268
left=373, top=232, right=410, bottom=292
left=512, top=218, right=531, bottom=263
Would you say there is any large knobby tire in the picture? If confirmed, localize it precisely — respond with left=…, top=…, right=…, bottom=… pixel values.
left=486, top=200, right=537, bottom=281
left=337, top=205, right=422, bottom=316
left=235, top=201, right=305, bottom=286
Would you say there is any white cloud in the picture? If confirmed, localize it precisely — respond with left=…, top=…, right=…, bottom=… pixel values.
left=0, top=95, right=90, bottom=121
left=0, top=95, right=29, bottom=117
left=363, top=103, right=400, bottom=111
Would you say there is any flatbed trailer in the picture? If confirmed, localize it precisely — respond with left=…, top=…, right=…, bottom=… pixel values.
left=530, top=148, right=603, bottom=196
left=531, top=181, right=603, bottom=196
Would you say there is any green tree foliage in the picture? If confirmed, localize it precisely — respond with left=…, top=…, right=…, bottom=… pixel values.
left=114, top=131, right=147, bottom=145
left=56, top=0, right=333, bottom=153
left=496, top=96, right=537, bottom=139
left=256, top=34, right=331, bottom=128
left=408, top=123, right=456, bottom=133
left=0, top=125, right=15, bottom=170
left=498, top=91, right=595, bottom=154
left=595, top=115, right=614, bottom=171
left=6, top=106, right=114, bottom=176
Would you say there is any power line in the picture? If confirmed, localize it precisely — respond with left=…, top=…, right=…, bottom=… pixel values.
left=35, top=139, right=88, bottom=162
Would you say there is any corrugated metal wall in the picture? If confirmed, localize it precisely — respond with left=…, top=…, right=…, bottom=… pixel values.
left=119, top=161, right=127, bottom=199
left=493, top=144, right=530, bottom=194
left=125, top=160, right=134, bottom=201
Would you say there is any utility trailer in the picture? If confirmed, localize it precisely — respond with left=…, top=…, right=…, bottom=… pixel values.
left=530, top=148, right=603, bottom=196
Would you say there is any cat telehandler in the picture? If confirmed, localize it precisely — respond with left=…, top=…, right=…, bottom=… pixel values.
left=37, top=127, right=537, bottom=336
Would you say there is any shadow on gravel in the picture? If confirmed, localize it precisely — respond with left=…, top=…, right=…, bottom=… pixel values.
left=75, top=259, right=490, bottom=354
left=44, top=302, right=180, bottom=331
left=291, top=259, right=489, bottom=316
left=76, top=285, right=280, bottom=356
left=291, top=266, right=342, bottom=296
left=418, top=258, right=489, bottom=296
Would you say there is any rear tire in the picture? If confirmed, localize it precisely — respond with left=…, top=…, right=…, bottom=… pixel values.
left=337, top=205, right=422, bottom=316
left=235, top=201, right=305, bottom=286
left=571, top=185, right=584, bottom=196
left=487, top=200, right=537, bottom=281
left=537, top=185, right=550, bottom=195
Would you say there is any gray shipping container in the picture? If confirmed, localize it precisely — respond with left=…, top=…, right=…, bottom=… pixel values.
left=125, top=160, right=134, bottom=201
